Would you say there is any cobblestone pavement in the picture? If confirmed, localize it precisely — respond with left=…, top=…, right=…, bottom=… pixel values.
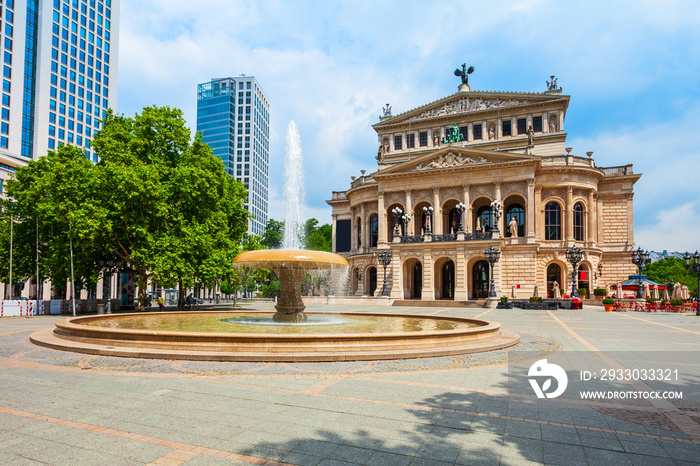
left=1, top=303, right=699, bottom=465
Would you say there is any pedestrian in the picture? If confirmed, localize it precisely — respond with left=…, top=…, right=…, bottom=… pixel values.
left=157, top=295, right=164, bottom=311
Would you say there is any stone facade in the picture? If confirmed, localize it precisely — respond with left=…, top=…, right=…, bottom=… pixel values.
left=327, top=82, right=640, bottom=301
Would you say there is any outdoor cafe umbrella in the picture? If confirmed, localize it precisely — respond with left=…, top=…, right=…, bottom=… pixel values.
left=512, top=284, right=517, bottom=300
left=616, top=283, right=623, bottom=299
left=672, top=282, right=682, bottom=300
left=533, top=284, right=539, bottom=298
left=643, top=283, right=650, bottom=299
left=663, top=287, right=670, bottom=301
left=653, top=284, right=659, bottom=300
left=552, top=281, right=561, bottom=298
left=682, top=285, right=690, bottom=300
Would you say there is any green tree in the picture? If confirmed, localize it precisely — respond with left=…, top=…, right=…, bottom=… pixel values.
left=1, top=145, right=109, bottom=295
left=643, top=257, right=697, bottom=297
left=304, top=218, right=332, bottom=252
left=91, top=106, right=249, bottom=309
left=261, top=218, right=284, bottom=249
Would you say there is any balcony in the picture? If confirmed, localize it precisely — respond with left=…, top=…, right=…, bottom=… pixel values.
left=399, top=231, right=493, bottom=243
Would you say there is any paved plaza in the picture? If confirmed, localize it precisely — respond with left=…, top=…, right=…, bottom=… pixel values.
left=1, top=303, right=699, bottom=465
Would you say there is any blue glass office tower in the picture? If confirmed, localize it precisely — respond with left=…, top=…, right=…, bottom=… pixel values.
left=0, top=0, right=119, bottom=167
left=197, top=76, right=270, bottom=236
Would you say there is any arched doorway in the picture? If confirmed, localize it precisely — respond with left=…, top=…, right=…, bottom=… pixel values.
left=368, top=267, right=377, bottom=296
left=547, top=263, right=562, bottom=298
left=403, top=259, right=422, bottom=299
left=441, top=261, right=455, bottom=300
left=578, top=263, right=590, bottom=298
left=413, top=262, right=422, bottom=299
left=472, top=261, right=489, bottom=299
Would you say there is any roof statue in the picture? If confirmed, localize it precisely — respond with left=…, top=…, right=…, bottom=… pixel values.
left=454, top=64, right=475, bottom=85
left=382, top=103, right=392, bottom=117
left=546, top=75, right=560, bottom=91
left=441, top=124, right=464, bottom=145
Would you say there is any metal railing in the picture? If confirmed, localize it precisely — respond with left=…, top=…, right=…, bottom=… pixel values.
left=398, top=232, right=493, bottom=243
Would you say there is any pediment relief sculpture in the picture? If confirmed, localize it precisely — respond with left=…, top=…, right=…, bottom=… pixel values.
left=410, top=97, right=531, bottom=122
left=415, top=151, right=488, bottom=171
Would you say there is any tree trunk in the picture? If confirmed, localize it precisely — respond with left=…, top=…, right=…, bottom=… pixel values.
left=137, top=270, right=148, bottom=311
left=177, top=277, right=185, bottom=309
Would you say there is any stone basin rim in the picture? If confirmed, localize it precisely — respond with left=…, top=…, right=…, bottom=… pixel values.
left=53, top=311, right=500, bottom=341
left=232, top=249, right=349, bottom=269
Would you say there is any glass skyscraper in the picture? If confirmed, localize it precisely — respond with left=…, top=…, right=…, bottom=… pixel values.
left=0, top=0, right=119, bottom=167
left=197, top=76, right=270, bottom=236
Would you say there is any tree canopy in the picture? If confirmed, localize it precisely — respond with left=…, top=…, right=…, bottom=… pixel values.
left=1, top=106, right=250, bottom=308
left=642, top=257, right=698, bottom=297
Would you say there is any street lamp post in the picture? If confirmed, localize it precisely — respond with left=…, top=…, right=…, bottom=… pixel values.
left=423, top=206, right=433, bottom=234
left=401, top=212, right=411, bottom=236
left=565, top=245, right=584, bottom=298
left=683, top=251, right=700, bottom=316
left=593, top=262, right=603, bottom=282
left=631, top=247, right=651, bottom=299
left=377, top=250, right=392, bottom=297
left=391, top=207, right=403, bottom=237
left=484, top=245, right=501, bottom=298
left=454, top=202, right=466, bottom=233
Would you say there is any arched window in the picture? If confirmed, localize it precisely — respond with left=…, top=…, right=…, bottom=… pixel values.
left=573, top=202, right=584, bottom=242
left=476, top=205, right=493, bottom=232
left=369, top=214, right=378, bottom=247
left=545, top=202, right=561, bottom=240
left=505, top=203, right=525, bottom=237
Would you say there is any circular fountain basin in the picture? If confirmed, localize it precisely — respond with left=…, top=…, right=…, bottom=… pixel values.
left=30, top=311, right=519, bottom=362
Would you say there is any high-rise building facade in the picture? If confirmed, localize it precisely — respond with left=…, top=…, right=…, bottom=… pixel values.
left=196, top=76, right=270, bottom=236
left=0, top=0, right=119, bottom=172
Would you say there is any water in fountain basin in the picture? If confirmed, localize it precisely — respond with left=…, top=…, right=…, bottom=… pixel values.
left=283, top=121, right=305, bottom=249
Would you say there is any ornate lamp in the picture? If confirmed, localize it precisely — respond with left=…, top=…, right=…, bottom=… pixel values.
left=683, top=251, right=700, bottom=315
left=484, top=245, right=501, bottom=298
left=631, top=248, right=651, bottom=299
left=391, top=207, right=403, bottom=237
left=423, top=206, right=433, bottom=234
left=377, top=250, right=393, bottom=297
left=454, top=202, right=466, bottom=233
left=401, top=212, right=411, bottom=236
left=565, top=245, right=584, bottom=298
left=593, top=262, right=603, bottom=286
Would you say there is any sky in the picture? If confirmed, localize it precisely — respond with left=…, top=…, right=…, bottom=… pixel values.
left=116, top=0, right=700, bottom=252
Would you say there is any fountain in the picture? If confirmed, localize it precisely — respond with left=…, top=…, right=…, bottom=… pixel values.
left=232, top=121, right=349, bottom=323
left=29, top=121, right=519, bottom=361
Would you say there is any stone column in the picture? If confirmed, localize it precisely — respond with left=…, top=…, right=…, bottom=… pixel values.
left=494, top=181, right=502, bottom=236
left=351, top=208, right=357, bottom=252
left=496, top=118, right=502, bottom=139
left=626, top=192, right=634, bottom=246
left=433, top=187, right=442, bottom=235
left=512, top=117, right=517, bottom=136
left=405, top=188, right=413, bottom=235
left=482, top=120, right=487, bottom=141
left=463, top=183, right=471, bottom=233
left=428, top=128, right=433, bottom=147
left=360, top=203, right=367, bottom=252
left=331, top=213, right=338, bottom=252
left=377, top=191, right=386, bottom=246
left=389, top=134, right=395, bottom=152
left=587, top=190, right=596, bottom=247
left=422, top=249, right=435, bottom=300
left=467, top=123, right=473, bottom=142
left=527, top=178, right=536, bottom=241
left=390, top=252, right=401, bottom=299
left=566, top=186, right=574, bottom=244
left=534, top=186, right=543, bottom=239
left=454, top=247, right=467, bottom=301
left=559, top=112, right=564, bottom=133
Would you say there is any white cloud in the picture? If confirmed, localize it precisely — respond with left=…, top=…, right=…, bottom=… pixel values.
left=636, top=201, right=700, bottom=252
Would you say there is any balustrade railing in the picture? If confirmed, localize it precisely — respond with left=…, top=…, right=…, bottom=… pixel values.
left=398, top=231, right=493, bottom=243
